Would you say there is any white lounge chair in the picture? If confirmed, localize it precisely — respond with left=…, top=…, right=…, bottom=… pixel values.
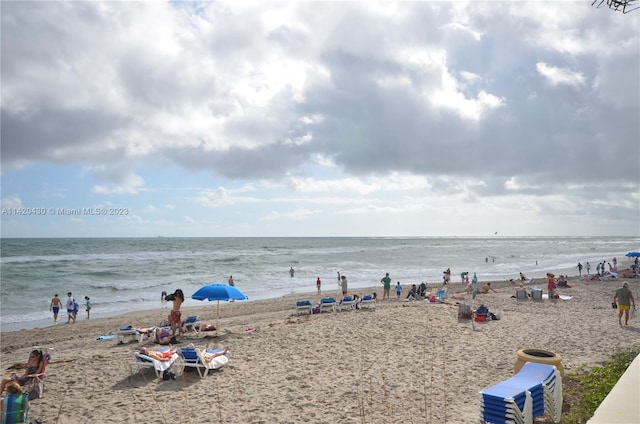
left=319, top=297, right=337, bottom=313
left=176, top=347, right=229, bottom=378
left=337, top=296, right=356, bottom=311
left=116, top=326, right=148, bottom=344
left=181, top=315, right=200, bottom=334
left=479, top=362, right=562, bottom=424
left=359, top=294, right=376, bottom=309
left=295, top=300, right=313, bottom=315
left=130, top=351, right=178, bottom=380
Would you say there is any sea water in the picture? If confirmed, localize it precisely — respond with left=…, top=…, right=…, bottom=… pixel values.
left=1, top=236, right=638, bottom=331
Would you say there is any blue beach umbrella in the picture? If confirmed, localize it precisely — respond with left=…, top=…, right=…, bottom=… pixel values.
left=625, top=251, right=640, bottom=257
left=192, top=283, right=248, bottom=335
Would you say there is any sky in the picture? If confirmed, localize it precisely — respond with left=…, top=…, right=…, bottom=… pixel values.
left=1, top=1, right=639, bottom=238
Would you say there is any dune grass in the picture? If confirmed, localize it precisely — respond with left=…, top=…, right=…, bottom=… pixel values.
left=561, top=346, right=640, bottom=424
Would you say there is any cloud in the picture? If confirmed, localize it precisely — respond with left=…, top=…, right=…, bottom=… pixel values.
left=536, top=62, right=586, bottom=87
left=0, top=1, right=637, bottom=237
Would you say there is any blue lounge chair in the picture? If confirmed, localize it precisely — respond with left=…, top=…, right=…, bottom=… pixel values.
left=295, top=300, right=313, bottom=315
left=319, top=297, right=337, bottom=313
left=359, top=294, right=376, bottom=309
left=338, top=296, right=356, bottom=311
left=479, top=362, right=562, bottom=424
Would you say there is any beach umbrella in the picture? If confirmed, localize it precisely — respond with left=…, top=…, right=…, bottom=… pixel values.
left=192, top=283, right=248, bottom=335
left=472, top=272, right=478, bottom=300
left=625, top=251, right=640, bottom=257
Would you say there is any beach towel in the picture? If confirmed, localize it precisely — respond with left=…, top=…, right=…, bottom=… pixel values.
left=95, top=334, right=115, bottom=341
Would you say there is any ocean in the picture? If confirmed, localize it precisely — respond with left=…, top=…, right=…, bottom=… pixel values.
left=1, top=236, right=638, bottom=331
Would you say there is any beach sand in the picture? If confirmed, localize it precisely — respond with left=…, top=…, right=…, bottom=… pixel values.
left=2, top=273, right=639, bottom=423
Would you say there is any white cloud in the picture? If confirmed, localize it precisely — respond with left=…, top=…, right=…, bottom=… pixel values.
left=536, top=62, right=586, bottom=87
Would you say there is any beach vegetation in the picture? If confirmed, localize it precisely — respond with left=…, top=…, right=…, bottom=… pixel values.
left=561, top=346, right=640, bottom=424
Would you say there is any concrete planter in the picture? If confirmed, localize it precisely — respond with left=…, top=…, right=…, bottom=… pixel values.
left=514, top=348, right=564, bottom=378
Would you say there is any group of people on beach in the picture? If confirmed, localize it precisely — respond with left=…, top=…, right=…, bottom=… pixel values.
left=49, top=292, right=91, bottom=324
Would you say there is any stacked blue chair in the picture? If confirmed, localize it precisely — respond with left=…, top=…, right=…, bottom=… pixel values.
left=479, top=362, right=562, bottom=424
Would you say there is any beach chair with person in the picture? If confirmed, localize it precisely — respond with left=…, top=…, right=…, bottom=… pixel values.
left=1, top=383, right=29, bottom=424
left=175, top=345, right=229, bottom=378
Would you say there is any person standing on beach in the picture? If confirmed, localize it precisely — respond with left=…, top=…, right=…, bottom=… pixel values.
left=546, top=273, right=557, bottom=299
left=169, top=289, right=184, bottom=337
left=577, top=262, right=583, bottom=276
left=316, top=277, right=321, bottom=294
left=340, top=275, right=348, bottom=295
left=50, top=294, right=62, bottom=323
left=395, top=281, right=402, bottom=300
left=66, top=292, right=76, bottom=324
left=380, top=273, right=391, bottom=300
left=614, top=281, right=636, bottom=326
left=586, top=262, right=591, bottom=275
left=84, top=296, right=92, bottom=319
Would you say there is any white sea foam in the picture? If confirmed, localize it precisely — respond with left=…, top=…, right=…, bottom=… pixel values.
left=1, top=236, right=637, bottom=330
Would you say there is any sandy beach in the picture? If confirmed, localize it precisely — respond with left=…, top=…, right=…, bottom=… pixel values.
left=2, top=272, right=639, bottom=424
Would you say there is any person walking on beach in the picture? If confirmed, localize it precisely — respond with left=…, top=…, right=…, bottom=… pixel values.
left=340, top=275, right=348, bottom=295
left=50, top=294, right=62, bottom=323
left=84, top=296, right=92, bottom=319
left=380, top=273, right=391, bottom=300
left=577, top=262, right=583, bottom=276
left=316, top=277, right=321, bottom=294
left=614, top=281, right=636, bottom=326
left=66, top=292, right=76, bottom=324
left=395, top=281, right=402, bottom=300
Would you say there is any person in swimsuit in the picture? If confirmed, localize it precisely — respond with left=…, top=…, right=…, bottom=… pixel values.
left=203, top=345, right=230, bottom=364
left=0, top=350, right=44, bottom=394
left=66, top=292, right=76, bottom=324
left=50, top=294, right=62, bottom=323
left=139, top=346, right=176, bottom=361
left=170, top=289, right=184, bottom=337
left=156, top=327, right=173, bottom=345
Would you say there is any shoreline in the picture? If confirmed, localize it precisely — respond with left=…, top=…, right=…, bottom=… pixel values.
left=1, top=265, right=639, bottom=423
left=1, top=262, right=598, bottom=333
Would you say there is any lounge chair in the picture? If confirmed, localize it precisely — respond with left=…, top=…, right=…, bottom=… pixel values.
left=295, top=300, right=313, bottom=315
left=359, top=294, right=376, bottom=309
left=436, top=289, right=446, bottom=302
left=176, top=347, right=229, bottom=378
left=1, top=392, right=29, bottom=424
left=337, top=296, right=356, bottom=311
left=116, top=326, right=147, bottom=344
left=181, top=316, right=200, bottom=334
left=129, top=350, right=178, bottom=380
left=319, top=297, right=337, bottom=313
left=479, top=362, right=562, bottom=424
